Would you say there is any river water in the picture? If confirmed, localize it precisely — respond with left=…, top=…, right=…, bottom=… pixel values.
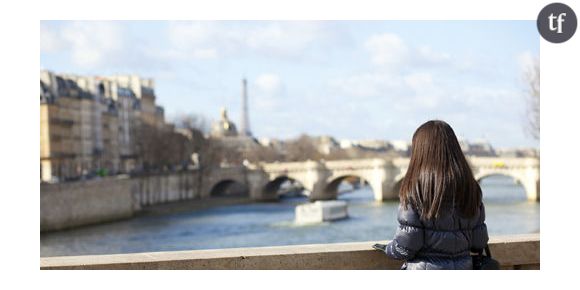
left=40, top=175, right=540, bottom=257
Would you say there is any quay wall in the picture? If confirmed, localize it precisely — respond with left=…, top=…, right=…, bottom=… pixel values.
left=40, top=171, right=203, bottom=232
left=40, top=176, right=135, bottom=232
left=133, top=171, right=201, bottom=207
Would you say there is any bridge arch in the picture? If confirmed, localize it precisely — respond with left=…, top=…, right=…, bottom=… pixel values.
left=474, top=170, right=538, bottom=201
left=209, top=179, right=249, bottom=197
left=262, top=176, right=307, bottom=200
left=475, top=172, right=524, bottom=185
left=324, top=174, right=373, bottom=199
left=475, top=172, right=528, bottom=201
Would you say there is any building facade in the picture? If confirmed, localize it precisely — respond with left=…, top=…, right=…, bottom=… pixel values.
left=40, top=70, right=167, bottom=182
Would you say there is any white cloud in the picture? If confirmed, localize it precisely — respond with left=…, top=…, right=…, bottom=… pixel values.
left=343, top=34, right=469, bottom=111
left=167, top=22, right=224, bottom=59
left=403, top=72, right=441, bottom=109
left=252, top=73, right=285, bottom=111
left=322, top=66, right=527, bottom=143
left=404, top=72, right=433, bottom=89
left=417, top=45, right=451, bottom=64
left=41, top=21, right=344, bottom=70
left=63, top=22, right=124, bottom=68
left=245, top=22, right=327, bottom=56
left=364, top=33, right=408, bottom=66
left=255, top=73, right=282, bottom=94
left=169, top=21, right=216, bottom=46
left=364, top=33, right=453, bottom=70
left=41, top=21, right=125, bottom=68
left=328, top=65, right=523, bottom=117
left=191, top=48, right=218, bottom=59
left=517, top=51, right=538, bottom=73
left=40, top=23, right=61, bottom=53
left=328, top=71, right=442, bottom=110
left=166, top=21, right=341, bottom=60
left=328, top=72, right=400, bottom=98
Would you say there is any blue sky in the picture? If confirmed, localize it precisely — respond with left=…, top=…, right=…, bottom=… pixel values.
left=40, top=21, right=539, bottom=147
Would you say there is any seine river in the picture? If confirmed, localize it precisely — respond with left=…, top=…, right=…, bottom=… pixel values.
left=40, top=175, right=540, bottom=257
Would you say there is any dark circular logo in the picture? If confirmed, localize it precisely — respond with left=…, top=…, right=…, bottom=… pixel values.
left=537, top=2, right=577, bottom=43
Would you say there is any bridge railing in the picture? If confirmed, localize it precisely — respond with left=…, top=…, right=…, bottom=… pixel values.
left=40, top=234, right=539, bottom=270
left=467, top=156, right=539, bottom=167
left=324, top=158, right=388, bottom=168
left=259, top=160, right=325, bottom=173
left=256, top=156, right=539, bottom=174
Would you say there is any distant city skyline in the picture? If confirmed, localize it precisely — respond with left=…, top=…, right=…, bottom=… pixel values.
left=40, top=20, right=540, bottom=147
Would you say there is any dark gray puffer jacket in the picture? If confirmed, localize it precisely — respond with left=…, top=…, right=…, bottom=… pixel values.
left=384, top=202, right=488, bottom=270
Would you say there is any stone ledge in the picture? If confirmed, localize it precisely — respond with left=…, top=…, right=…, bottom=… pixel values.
left=40, top=233, right=539, bottom=270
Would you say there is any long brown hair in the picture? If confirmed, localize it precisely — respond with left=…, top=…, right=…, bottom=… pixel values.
left=399, top=120, right=481, bottom=220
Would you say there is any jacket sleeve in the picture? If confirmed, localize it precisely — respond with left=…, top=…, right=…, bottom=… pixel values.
left=385, top=204, right=424, bottom=261
left=470, top=202, right=489, bottom=252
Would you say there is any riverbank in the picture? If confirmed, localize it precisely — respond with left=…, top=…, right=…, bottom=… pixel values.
left=41, top=195, right=258, bottom=236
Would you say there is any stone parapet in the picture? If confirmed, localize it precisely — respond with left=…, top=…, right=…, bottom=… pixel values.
left=40, top=234, right=539, bottom=270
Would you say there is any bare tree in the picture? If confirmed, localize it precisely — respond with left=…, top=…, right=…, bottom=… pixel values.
left=244, top=145, right=284, bottom=163
left=325, top=148, right=351, bottom=160
left=284, top=134, right=324, bottom=161
left=524, top=57, right=540, bottom=140
left=175, top=113, right=210, bottom=135
left=133, top=123, right=163, bottom=172
left=174, top=113, right=243, bottom=173
left=133, top=123, right=193, bottom=172
left=175, top=114, right=216, bottom=167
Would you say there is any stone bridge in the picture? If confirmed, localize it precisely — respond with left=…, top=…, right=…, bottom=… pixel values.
left=40, top=157, right=540, bottom=232
left=206, top=156, right=540, bottom=202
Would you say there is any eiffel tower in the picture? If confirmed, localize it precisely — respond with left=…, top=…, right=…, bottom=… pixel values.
left=240, top=78, right=252, bottom=137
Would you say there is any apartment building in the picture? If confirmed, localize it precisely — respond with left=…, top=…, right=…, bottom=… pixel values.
left=40, top=70, right=166, bottom=182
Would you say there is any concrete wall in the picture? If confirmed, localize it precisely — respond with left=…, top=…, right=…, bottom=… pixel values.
left=40, top=234, right=539, bottom=270
left=40, top=176, right=135, bottom=232
left=41, top=171, right=202, bottom=232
